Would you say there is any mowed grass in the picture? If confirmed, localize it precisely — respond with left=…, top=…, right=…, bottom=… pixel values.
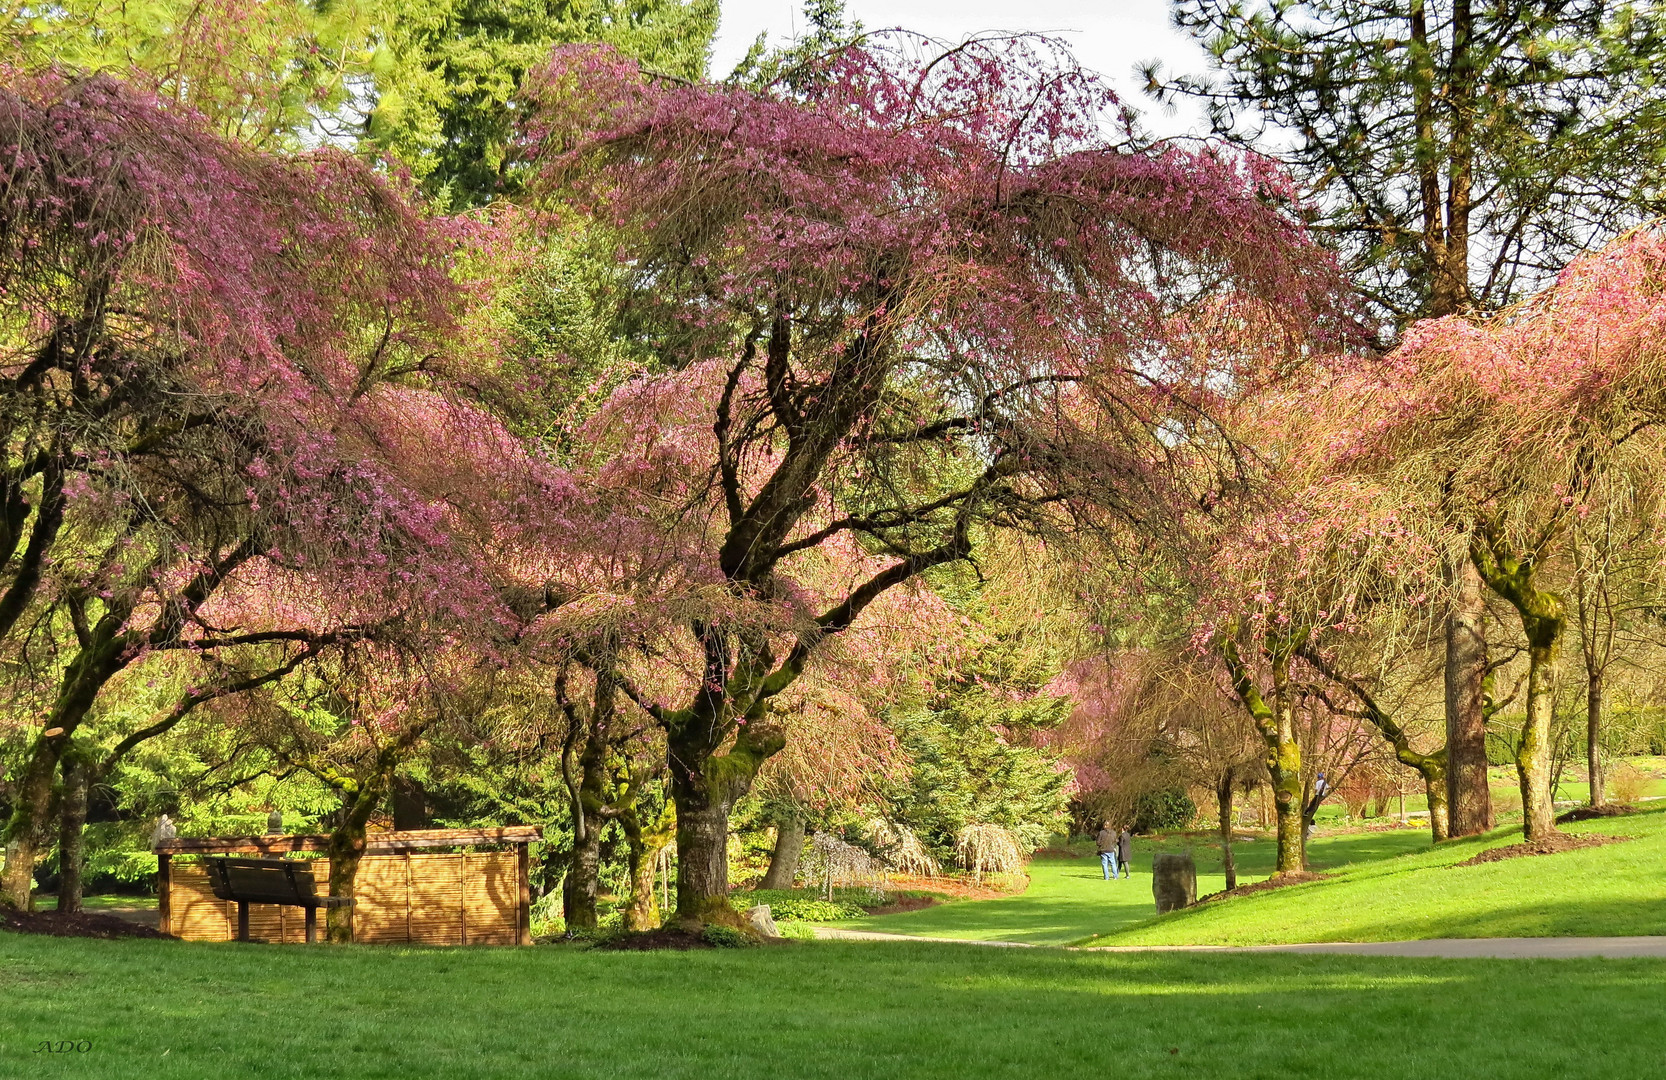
left=4, top=932, right=1666, bottom=1080
left=841, top=829, right=1433, bottom=945
left=1089, top=806, right=1666, bottom=947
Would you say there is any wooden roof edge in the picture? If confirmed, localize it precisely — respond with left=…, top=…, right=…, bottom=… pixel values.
left=154, top=825, right=543, bottom=855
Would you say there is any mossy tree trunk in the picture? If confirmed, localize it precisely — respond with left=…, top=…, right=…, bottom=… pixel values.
left=1222, top=631, right=1306, bottom=874
left=308, top=722, right=426, bottom=944
left=557, top=664, right=619, bottom=932
left=324, top=772, right=389, bottom=945
left=619, top=785, right=674, bottom=932
left=759, top=812, right=805, bottom=891
left=1471, top=527, right=1565, bottom=842
left=658, top=625, right=790, bottom=924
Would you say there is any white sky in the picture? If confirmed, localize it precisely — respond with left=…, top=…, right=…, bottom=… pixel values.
left=709, top=0, right=1214, bottom=137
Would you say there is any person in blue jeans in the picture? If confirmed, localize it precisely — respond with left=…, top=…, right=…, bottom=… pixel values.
left=1097, top=823, right=1119, bottom=879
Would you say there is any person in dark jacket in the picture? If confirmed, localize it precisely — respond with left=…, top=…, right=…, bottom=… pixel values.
left=1096, top=823, right=1119, bottom=880
left=1116, top=828, right=1133, bottom=879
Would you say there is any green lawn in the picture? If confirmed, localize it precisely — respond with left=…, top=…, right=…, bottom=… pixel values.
left=1091, top=807, right=1666, bottom=947
left=4, top=931, right=1666, bottom=1079
left=840, top=829, right=1434, bottom=945
left=839, top=809, right=1666, bottom=948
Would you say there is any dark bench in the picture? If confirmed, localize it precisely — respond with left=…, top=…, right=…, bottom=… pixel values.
left=203, top=857, right=353, bottom=943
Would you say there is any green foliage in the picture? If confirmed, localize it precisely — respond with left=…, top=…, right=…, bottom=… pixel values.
left=725, top=0, right=859, bottom=88
left=732, top=890, right=865, bottom=922
left=1161, top=0, right=1666, bottom=323
left=1, top=0, right=378, bottom=148
left=1130, top=787, right=1196, bottom=833
left=699, top=923, right=758, bottom=948
left=879, top=605, right=1071, bottom=857
left=365, top=0, right=718, bottom=207
left=773, top=919, right=818, bottom=941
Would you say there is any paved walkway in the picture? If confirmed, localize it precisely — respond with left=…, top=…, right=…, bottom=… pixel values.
left=814, top=927, right=1666, bottom=958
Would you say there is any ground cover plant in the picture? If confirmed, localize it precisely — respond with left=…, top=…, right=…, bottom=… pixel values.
left=3, top=932, right=1666, bottom=1080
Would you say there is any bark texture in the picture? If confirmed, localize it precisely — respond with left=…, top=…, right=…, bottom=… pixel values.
left=1215, top=778, right=1237, bottom=892
left=1445, top=556, right=1493, bottom=836
left=1471, top=529, right=1565, bottom=842
left=55, top=753, right=89, bottom=914
left=1222, top=634, right=1306, bottom=873
left=1587, top=671, right=1606, bottom=808
left=758, top=813, right=805, bottom=891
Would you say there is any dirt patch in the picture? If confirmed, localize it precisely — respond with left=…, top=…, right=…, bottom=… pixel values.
left=2, top=908, right=172, bottom=940
left=593, top=927, right=714, bottom=951
left=883, top=874, right=1024, bottom=901
left=862, top=895, right=941, bottom=916
left=1198, top=871, right=1333, bottom=903
left=1556, top=804, right=1640, bottom=824
left=1454, top=832, right=1630, bottom=867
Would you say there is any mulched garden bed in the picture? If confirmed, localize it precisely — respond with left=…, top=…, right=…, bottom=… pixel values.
left=1198, top=871, right=1333, bottom=903
left=882, top=874, right=1024, bottom=901
left=1454, top=832, right=1630, bottom=867
left=862, top=895, right=940, bottom=916
left=2, top=908, right=172, bottom=940
left=1556, top=804, right=1640, bottom=824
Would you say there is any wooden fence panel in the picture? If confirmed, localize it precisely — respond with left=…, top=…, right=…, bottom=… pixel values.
left=462, top=851, right=519, bottom=945
left=353, top=854, right=411, bottom=944
left=406, top=853, right=464, bottom=945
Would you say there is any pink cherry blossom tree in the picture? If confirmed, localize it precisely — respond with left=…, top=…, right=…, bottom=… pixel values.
left=1346, top=232, right=1666, bottom=842
left=0, top=72, right=494, bottom=909
left=519, top=34, right=1342, bottom=920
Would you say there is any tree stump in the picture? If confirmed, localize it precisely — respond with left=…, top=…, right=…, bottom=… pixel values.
left=1151, top=853, right=1196, bottom=914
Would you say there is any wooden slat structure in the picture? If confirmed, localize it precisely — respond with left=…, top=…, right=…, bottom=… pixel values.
left=156, top=827, right=539, bottom=945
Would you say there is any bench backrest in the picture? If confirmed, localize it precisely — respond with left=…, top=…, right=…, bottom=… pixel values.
left=204, top=857, right=320, bottom=905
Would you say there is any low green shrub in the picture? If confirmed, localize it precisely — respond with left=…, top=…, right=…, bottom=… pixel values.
left=700, top=924, right=758, bottom=948
left=732, top=889, right=867, bottom=921
left=1131, top=787, right=1195, bottom=832
left=775, top=920, right=818, bottom=941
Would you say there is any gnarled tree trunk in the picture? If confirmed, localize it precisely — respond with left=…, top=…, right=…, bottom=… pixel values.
left=620, top=796, right=674, bottom=932
left=325, top=778, right=387, bottom=945
left=1472, top=529, right=1565, bottom=842
left=558, top=665, right=618, bottom=932
left=669, top=761, right=738, bottom=924
left=1223, top=634, right=1306, bottom=874
left=1518, top=635, right=1562, bottom=840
